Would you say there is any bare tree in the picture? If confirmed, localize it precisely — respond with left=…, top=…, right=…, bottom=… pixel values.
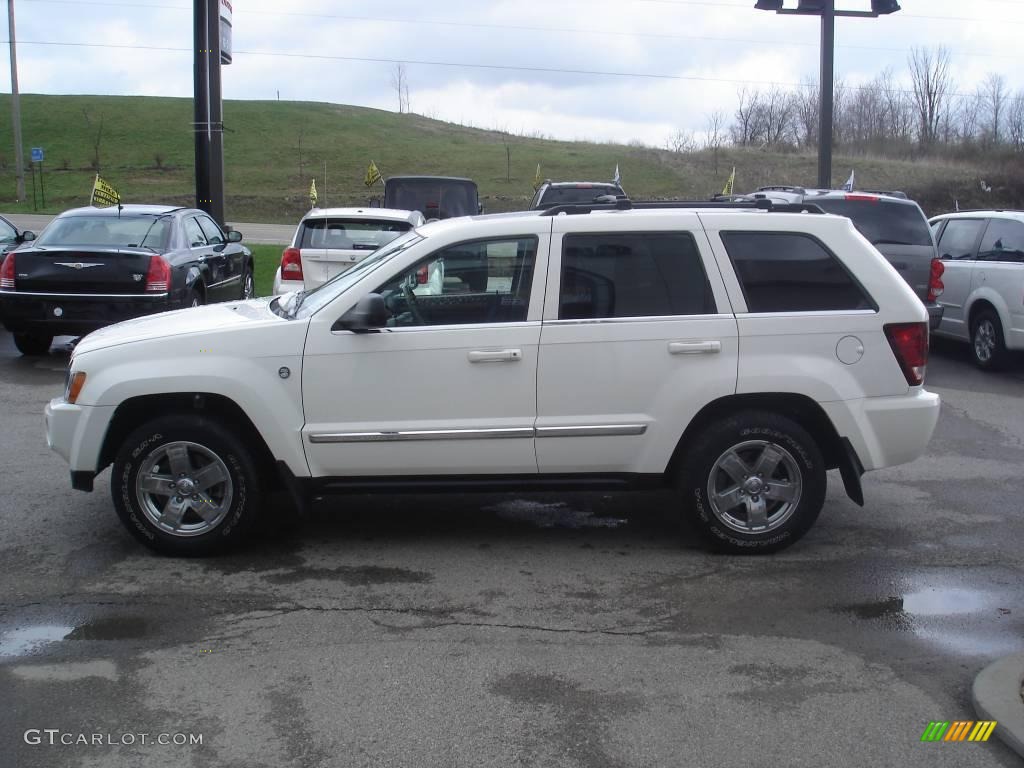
left=391, top=63, right=410, bottom=114
left=81, top=109, right=105, bottom=171
left=666, top=128, right=698, bottom=154
left=908, top=46, right=954, bottom=149
left=1008, top=92, right=1024, bottom=152
left=731, top=88, right=763, bottom=146
left=703, top=109, right=728, bottom=174
left=793, top=78, right=819, bottom=147
left=980, top=73, right=1008, bottom=146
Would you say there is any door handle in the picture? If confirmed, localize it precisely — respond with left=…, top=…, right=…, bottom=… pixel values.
left=468, top=349, right=523, bottom=363
left=669, top=340, right=721, bottom=355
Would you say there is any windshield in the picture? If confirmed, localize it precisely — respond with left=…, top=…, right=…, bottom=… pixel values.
left=814, top=199, right=933, bottom=247
left=538, top=185, right=624, bottom=207
left=300, top=218, right=413, bottom=251
left=286, top=231, right=424, bottom=319
left=36, top=214, right=172, bottom=249
left=384, top=180, right=478, bottom=219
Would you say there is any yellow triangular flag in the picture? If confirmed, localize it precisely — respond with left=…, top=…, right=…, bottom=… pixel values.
left=722, top=167, right=736, bottom=197
left=364, top=160, right=382, bottom=187
left=90, top=174, right=120, bottom=207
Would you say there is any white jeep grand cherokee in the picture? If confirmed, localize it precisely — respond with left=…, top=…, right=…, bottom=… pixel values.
left=45, top=200, right=940, bottom=556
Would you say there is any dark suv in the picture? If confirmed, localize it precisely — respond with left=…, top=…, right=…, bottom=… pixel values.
left=530, top=181, right=626, bottom=210
left=738, top=187, right=943, bottom=329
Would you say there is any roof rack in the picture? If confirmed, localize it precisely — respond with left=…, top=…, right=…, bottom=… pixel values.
left=756, top=185, right=807, bottom=194
left=539, top=198, right=824, bottom=216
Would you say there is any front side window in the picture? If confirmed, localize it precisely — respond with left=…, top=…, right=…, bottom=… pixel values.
left=0, top=219, right=16, bottom=245
left=35, top=215, right=172, bottom=249
left=978, top=219, right=1024, bottom=263
left=196, top=215, right=225, bottom=245
left=300, top=218, right=412, bottom=252
left=937, top=219, right=984, bottom=260
left=721, top=232, right=874, bottom=313
left=374, top=236, right=537, bottom=327
left=559, top=232, right=714, bottom=319
left=183, top=217, right=208, bottom=248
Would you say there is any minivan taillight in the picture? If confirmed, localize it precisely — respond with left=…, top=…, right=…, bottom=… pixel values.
left=145, top=255, right=171, bottom=292
left=0, top=253, right=14, bottom=289
left=927, top=257, right=945, bottom=302
left=885, top=322, right=928, bottom=386
left=281, top=247, right=303, bottom=282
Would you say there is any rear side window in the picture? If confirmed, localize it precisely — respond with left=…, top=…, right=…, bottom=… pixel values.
left=559, top=232, right=715, bottom=319
left=721, top=232, right=874, bottom=313
left=978, top=219, right=1024, bottom=263
left=813, top=199, right=932, bottom=247
left=300, top=218, right=412, bottom=251
left=937, top=219, right=985, bottom=260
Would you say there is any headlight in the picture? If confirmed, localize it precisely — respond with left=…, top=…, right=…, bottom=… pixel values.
left=66, top=372, right=87, bottom=404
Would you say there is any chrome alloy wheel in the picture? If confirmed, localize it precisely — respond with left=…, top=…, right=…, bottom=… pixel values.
left=706, top=440, right=802, bottom=534
left=242, top=272, right=255, bottom=299
left=974, top=319, right=996, bottom=364
left=135, top=441, right=234, bottom=537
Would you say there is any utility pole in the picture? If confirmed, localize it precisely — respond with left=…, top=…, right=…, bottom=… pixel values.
left=7, top=0, right=25, bottom=201
left=754, top=0, right=901, bottom=189
left=193, top=0, right=225, bottom=225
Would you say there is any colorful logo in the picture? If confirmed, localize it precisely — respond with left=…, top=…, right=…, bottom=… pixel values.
left=921, top=721, right=997, bottom=742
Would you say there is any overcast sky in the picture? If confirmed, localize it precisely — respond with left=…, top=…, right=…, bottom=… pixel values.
left=3, top=0, right=1023, bottom=146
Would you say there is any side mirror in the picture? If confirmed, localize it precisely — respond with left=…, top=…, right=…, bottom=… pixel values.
left=226, top=230, right=242, bottom=243
left=333, top=293, right=388, bottom=333
left=18, top=230, right=36, bottom=243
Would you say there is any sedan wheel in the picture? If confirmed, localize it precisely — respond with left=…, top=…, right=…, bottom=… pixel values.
left=242, top=270, right=255, bottom=299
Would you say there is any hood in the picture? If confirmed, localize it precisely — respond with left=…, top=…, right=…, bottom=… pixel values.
left=73, top=298, right=283, bottom=356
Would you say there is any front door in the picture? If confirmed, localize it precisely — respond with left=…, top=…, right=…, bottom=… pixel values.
left=196, top=214, right=243, bottom=301
left=535, top=216, right=739, bottom=475
left=301, top=230, right=549, bottom=478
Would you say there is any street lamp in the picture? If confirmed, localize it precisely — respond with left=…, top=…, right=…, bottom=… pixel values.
left=755, top=0, right=901, bottom=188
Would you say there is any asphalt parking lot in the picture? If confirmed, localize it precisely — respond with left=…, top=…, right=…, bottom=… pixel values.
left=1, top=331, right=1022, bottom=768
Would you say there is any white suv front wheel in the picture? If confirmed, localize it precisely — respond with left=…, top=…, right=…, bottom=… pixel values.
left=679, top=412, right=826, bottom=554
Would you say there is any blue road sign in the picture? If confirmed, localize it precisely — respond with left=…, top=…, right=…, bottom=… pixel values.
left=30, top=147, right=44, bottom=163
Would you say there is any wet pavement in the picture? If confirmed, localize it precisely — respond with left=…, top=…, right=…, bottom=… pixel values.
left=0, top=331, right=1022, bottom=767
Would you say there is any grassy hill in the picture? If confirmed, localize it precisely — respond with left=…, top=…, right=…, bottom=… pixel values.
left=0, top=93, right=1020, bottom=222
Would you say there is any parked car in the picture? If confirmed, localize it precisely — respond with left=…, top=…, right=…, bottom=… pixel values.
left=928, top=210, right=1024, bottom=369
left=738, top=187, right=944, bottom=330
left=380, top=176, right=481, bottom=220
left=45, top=198, right=939, bottom=556
left=530, top=181, right=626, bottom=210
left=0, top=205, right=252, bottom=356
left=273, top=207, right=425, bottom=295
left=0, top=214, right=37, bottom=256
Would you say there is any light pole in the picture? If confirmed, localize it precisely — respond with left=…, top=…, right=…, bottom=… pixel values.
left=754, top=0, right=901, bottom=188
left=7, top=0, right=25, bottom=202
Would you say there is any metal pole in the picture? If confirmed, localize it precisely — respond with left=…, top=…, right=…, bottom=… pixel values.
left=193, top=0, right=210, bottom=216
left=193, top=0, right=225, bottom=225
left=206, top=0, right=225, bottom=225
left=7, top=0, right=25, bottom=201
left=29, top=160, right=36, bottom=210
left=818, top=0, right=835, bottom=189
left=39, top=159, right=44, bottom=207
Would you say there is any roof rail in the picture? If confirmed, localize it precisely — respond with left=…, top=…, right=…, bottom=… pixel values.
left=539, top=198, right=824, bottom=216
left=757, top=185, right=807, bottom=194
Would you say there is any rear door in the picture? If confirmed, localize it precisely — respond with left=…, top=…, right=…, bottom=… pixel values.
left=535, top=214, right=738, bottom=474
left=935, top=217, right=985, bottom=338
left=975, top=217, right=1024, bottom=341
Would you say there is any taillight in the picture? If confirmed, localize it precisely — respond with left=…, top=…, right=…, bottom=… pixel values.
left=145, top=255, right=171, bottom=292
left=885, top=322, right=928, bottom=386
left=416, top=263, right=429, bottom=284
left=281, top=247, right=303, bottom=281
left=927, top=257, right=945, bottom=302
left=0, top=253, right=14, bottom=289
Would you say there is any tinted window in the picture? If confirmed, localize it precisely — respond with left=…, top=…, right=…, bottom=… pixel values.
left=375, top=236, right=536, bottom=327
left=35, top=214, right=172, bottom=249
left=721, top=232, right=873, bottom=313
left=196, top=215, right=224, bottom=245
left=300, top=218, right=412, bottom=251
left=813, top=199, right=932, bottom=247
left=183, top=217, right=208, bottom=248
left=978, top=219, right=1024, bottom=263
left=539, top=185, right=625, bottom=208
left=559, top=233, right=714, bottom=319
left=0, top=218, right=16, bottom=244
left=937, top=219, right=985, bottom=260
left=384, top=180, right=478, bottom=219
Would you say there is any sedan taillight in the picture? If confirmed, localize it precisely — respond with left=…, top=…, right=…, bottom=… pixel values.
left=281, top=247, right=303, bottom=282
left=0, top=253, right=14, bottom=289
left=145, top=255, right=171, bottom=292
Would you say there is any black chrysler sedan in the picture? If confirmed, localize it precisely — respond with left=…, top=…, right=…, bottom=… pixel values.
left=0, top=205, right=253, bottom=355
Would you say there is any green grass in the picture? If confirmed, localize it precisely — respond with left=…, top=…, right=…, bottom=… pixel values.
left=0, top=93, right=1019, bottom=220
left=249, top=243, right=283, bottom=297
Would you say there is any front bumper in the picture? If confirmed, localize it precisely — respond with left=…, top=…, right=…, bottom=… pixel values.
left=1, top=290, right=174, bottom=335
left=822, top=389, right=941, bottom=472
left=45, top=397, right=117, bottom=489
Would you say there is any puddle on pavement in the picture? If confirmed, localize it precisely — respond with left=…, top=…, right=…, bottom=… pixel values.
left=483, top=499, right=627, bottom=529
left=66, top=616, right=150, bottom=641
left=0, top=625, right=74, bottom=658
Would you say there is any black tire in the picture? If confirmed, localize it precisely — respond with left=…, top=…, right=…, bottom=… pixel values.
left=970, top=309, right=1009, bottom=370
left=240, top=265, right=255, bottom=300
left=111, top=415, right=262, bottom=556
left=677, top=411, right=826, bottom=554
left=13, top=332, right=53, bottom=356
left=186, top=286, right=204, bottom=309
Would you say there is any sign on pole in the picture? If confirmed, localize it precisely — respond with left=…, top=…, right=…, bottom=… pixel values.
left=30, top=147, right=44, bottom=163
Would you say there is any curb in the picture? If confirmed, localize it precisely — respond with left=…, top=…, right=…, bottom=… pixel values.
left=972, top=652, right=1024, bottom=758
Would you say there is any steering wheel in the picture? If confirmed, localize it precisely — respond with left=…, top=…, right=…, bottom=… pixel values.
left=402, top=283, right=427, bottom=325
